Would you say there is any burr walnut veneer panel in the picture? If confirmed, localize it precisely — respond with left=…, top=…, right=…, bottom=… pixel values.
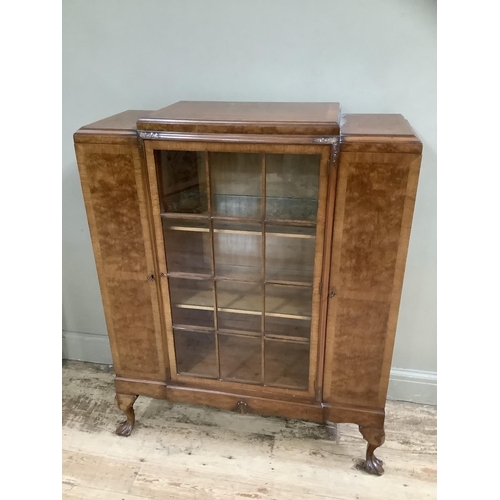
left=324, top=152, right=421, bottom=408
left=75, top=142, right=167, bottom=382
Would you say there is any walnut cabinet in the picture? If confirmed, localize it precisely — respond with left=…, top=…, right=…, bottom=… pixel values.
left=74, top=102, right=422, bottom=475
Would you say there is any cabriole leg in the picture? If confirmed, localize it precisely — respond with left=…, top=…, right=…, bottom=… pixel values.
left=359, top=426, right=385, bottom=475
left=114, top=394, right=138, bottom=437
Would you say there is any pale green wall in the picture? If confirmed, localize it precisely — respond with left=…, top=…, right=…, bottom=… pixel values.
left=63, top=1, right=436, bottom=391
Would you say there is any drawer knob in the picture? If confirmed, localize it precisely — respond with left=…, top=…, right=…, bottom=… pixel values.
left=146, top=274, right=155, bottom=282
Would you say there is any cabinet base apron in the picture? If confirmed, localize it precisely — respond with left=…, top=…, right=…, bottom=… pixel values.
left=114, top=377, right=386, bottom=475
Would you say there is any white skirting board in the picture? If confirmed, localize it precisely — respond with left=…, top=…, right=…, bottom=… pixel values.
left=62, top=331, right=437, bottom=405
left=63, top=331, right=113, bottom=366
left=386, top=367, right=437, bottom=406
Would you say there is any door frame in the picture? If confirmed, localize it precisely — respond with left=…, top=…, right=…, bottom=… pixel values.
left=143, top=138, right=334, bottom=401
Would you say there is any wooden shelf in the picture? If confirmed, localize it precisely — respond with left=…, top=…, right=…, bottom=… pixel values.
left=171, top=287, right=312, bottom=321
left=214, top=264, right=262, bottom=282
left=162, top=223, right=316, bottom=239
left=172, top=325, right=309, bottom=346
left=167, top=269, right=313, bottom=287
left=161, top=213, right=317, bottom=228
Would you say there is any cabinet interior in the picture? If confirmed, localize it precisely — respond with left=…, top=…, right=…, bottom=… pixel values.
left=155, top=149, right=321, bottom=390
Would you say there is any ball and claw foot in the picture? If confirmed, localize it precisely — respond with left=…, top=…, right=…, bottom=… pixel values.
left=364, top=444, right=384, bottom=475
left=359, top=426, right=385, bottom=476
left=114, top=394, right=138, bottom=437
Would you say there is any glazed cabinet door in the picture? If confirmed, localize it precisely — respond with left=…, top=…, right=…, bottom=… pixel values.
left=144, top=141, right=331, bottom=399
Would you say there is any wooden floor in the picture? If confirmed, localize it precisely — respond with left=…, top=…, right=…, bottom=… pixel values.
left=62, top=361, right=437, bottom=500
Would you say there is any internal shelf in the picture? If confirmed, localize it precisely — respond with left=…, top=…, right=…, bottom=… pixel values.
left=266, top=196, right=318, bottom=222
left=161, top=221, right=316, bottom=239
left=214, top=264, right=262, bottom=283
left=167, top=269, right=313, bottom=287
left=172, top=324, right=311, bottom=345
left=161, top=194, right=318, bottom=225
left=212, top=194, right=261, bottom=219
left=163, top=187, right=208, bottom=215
left=171, top=287, right=312, bottom=321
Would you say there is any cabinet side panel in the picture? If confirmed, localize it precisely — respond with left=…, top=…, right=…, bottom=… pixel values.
left=323, top=152, right=421, bottom=407
left=75, top=142, right=167, bottom=382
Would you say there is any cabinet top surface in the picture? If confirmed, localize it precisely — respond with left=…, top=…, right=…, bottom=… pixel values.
left=341, top=114, right=418, bottom=139
left=74, top=106, right=422, bottom=152
left=137, top=101, right=340, bottom=135
left=80, top=110, right=153, bottom=133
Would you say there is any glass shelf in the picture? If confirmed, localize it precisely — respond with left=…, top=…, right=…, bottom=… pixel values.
left=210, top=152, right=262, bottom=218
left=266, top=153, right=319, bottom=223
left=161, top=195, right=318, bottom=225
left=156, top=150, right=208, bottom=215
left=162, top=187, right=208, bottom=215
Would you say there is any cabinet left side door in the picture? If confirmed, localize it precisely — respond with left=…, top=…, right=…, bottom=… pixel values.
left=75, top=139, right=168, bottom=396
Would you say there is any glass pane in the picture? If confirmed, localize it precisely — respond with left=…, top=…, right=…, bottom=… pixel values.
left=169, top=278, right=214, bottom=328
left=219, top=335, right=262, bottom=383
left=155, top=151, right=207, bottom=214
left=210, top=152, right=262, bottom=218
left=174, top=329, right=217, bottom=378
left=216, top=281, right=262, bottom=334
left=163, top=218, right=212, bottom=275
left=265, top=285, right=312, bottom=339
left=266, top=225, right=316, bottom=284
left=214, top=221, right=262, bottom=280
left=264, top=340, right=309, bottom=389
left=266, top=154, right=320, bottom=221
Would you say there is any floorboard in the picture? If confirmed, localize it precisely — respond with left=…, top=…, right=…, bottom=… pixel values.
left=62, top=360, right=436, bottom=500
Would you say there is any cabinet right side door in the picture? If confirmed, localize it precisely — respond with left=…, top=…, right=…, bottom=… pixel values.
left=323, top=150, right=422, bottom=409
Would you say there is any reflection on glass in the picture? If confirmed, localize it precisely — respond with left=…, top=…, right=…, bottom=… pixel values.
left=264, top=340, right=309, bottom=389
left=210, top=153, right=262, bottom=218
left=174, top=329, right=217, bottom=378
left=155, top=151, right=207, bottom=214
left=265, top=285, right=312, bottom=339
left=266, top=225, right=316, bottom=284
left=216, top=281, right=262, bottom=333
left=163, top=219, right=212, bottom=275
left=214, top=221, right=262, bottom=280
left=219, top=335, right=262, bottom=383
left=169, top=278, right=214, bottom=328
left=266, top=154, right=320, bottom=221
